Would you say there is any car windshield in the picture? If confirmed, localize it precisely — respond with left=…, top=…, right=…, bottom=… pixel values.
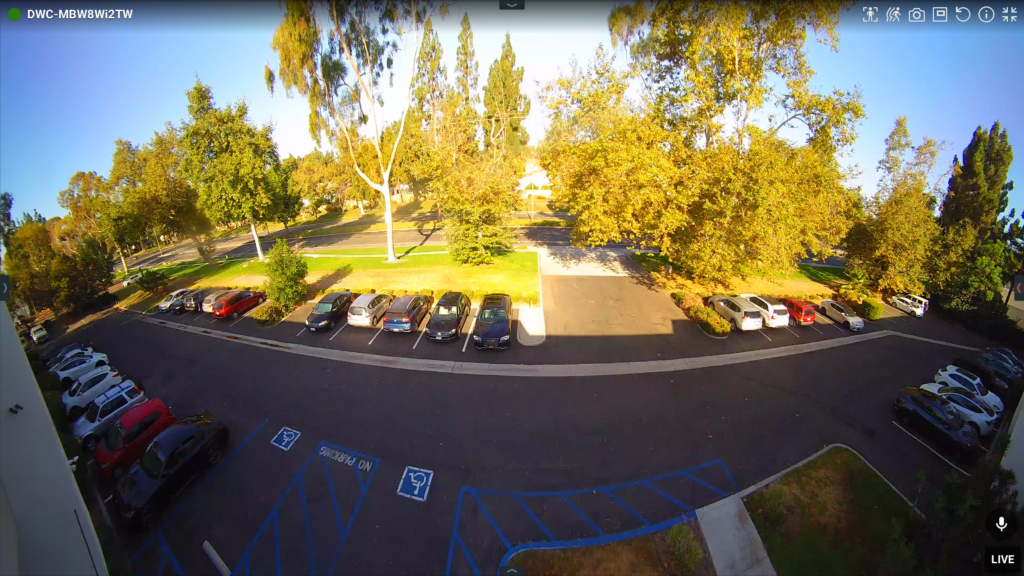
left=834, top=304, right=853, bottom=316
left=85, top=402, right=100, bottom=423
left=213, top=302, right=224, bottom=311
left=314, top=303, right=334, bottom=313
left=480, top=307, right=507, bottom=321
left=435, top=305, right=459, bottom=318
left=139, top=442, right=164, bottom=479
left=104, top=422, right=125, bottom=452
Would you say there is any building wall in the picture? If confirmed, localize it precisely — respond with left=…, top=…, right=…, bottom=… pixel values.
left=1003, top=394, right=1024, bottom=493
left=0, top=303, right=107, bottom=575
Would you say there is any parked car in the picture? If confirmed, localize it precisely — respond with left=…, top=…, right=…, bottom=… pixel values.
left=157, top=289, right=194, bottom=313
left=977, top=352, right=1022, bottom=381
left=934, top=365, right=1004, bottom=414
left=893, top=387, right=979, bottom=458
left=781, top=298, right=816, bottom=326
left=819, top=299, right=865, bottom=331
left=904, top=294, right=929, bottom=312
left=987, top=347, right=1024, bottom=372
left=184, top=288, right=214, bottom=312
left=919, top=383, right=1000, bottom=436
left=52, top=352, right=110, bottom=389
left=72, top=380, right=146, bottom=452
left=211, top=290, right=265, bottom=320
left=708, top=295, right=764, bottom=332
left=347, top=293, right=393, bottom=328
left=383, top=295, right=434, bottom=333
left=980, top=351, right=1024, bottom=378
left=306, top=292, right=356, bottom=332
left=953, top=357, right=1012, bottom=398
left=738, top=294, right=790, bottom=328
left=115, top=411, right=229, bottom=530
left=122, top=273, right=142, bottom=287
left=891, top=295, right=926, bottom=317
left=29, top=325, right=49, bottom=344
left=95, top=399, right=177, bottom=481
left=425, top=292, right=472, bottom=342
left=62, top=365, right=124, bottom=421
left=202, top=289, right=233, bottom=313
left=46, top=342, right=92, bottom=368
left=473, top=293, right=513, bottom=350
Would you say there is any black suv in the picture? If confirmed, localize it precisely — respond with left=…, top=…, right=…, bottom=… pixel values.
left=473, top=293, right=512, bottom=350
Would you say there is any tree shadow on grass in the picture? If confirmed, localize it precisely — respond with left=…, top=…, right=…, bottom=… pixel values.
left=308, top=264, right=354, bottom=296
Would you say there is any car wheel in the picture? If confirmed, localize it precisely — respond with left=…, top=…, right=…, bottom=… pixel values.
left=68, top=406, right=83, bottom=421
left=205, top=443, right=223, bottom=466
left=232, top=311, right=239, bottom=319
left=83, top=435, right=98, bottom=452
left=112, top=464, right=127, bottom=480
left=329, top=320, right=335, bottom=330
left=96, top=360, right=106, bottom=367
left=844, top=322, right=850, bottom=330
left=730, top=319, right=737, bottom=332
left=61, top=377, right=73, bottom=389
left=969, top=422, right=982, bottom=438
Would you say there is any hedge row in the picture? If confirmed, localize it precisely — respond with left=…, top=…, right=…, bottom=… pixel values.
left=671, top=292, right=731, bottom=337
left=858, top=298, right=884, bottom=320
left=253, top=302, right=288, bottom=326
left=309, top=287, right=542, bottom=306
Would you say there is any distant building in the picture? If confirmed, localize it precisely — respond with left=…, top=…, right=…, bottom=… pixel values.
left=519, top=161, right=551, bottom=199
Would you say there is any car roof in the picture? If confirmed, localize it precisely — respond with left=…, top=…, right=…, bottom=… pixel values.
left=30, top=326, right=46, bottom=333
left=390, top=295, right=417, bottom=309
left=438, top=292, right=464, bottom=305
left=77, top=365, right=112, bottom=381
left=723, top=296, right=760, bottom=311
left=118, top=398, right=167, bottom=429
left=217, top=290, right=242, bottom=300
left=153, top=410, right=219, bottom=453
left=351, top=293, right=380, bottom=306
left=93, top=380, right=136, bottom=405
left=319, top=292, right=348, bottom=303
left=783, top=298, right=813, bottom=307
left=481, top=294, right=510, bottom=307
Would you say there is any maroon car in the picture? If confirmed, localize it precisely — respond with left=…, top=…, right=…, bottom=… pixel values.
left=212, top=290, right=265, bottom=320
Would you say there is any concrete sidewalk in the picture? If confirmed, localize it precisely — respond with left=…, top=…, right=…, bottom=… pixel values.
left=697, top=494, right=776, bottom=576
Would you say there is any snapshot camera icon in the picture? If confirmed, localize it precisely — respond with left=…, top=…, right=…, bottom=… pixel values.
left=908, top=7, right=926, bottom=21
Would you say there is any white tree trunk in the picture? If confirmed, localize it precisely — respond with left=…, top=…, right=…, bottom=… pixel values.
left=250, top=222, right=265, bottom=261
left=358, top=200, right=365, bottom=215
left=118, top=248, right=129, bottom=274
left=381, top=182, right=397, bottom=263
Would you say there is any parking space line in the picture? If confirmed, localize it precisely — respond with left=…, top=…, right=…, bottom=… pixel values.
left=784, top=326, right=799, bottom=338
left=295, top=327, right=306, bottom=337
left=891, top=420, right=971, bottom=477
left=413, top=328, right=427, bottom=349
left=463, top=313, right=478, bottom=353
left=759, top=330, right=772, bottom=341
left=209, top=316, right=219, bottom=324
left=330, top=323, right=348, bottom=341
left=368, top=327, right=384, bottom=345
left=810, top=324, right=823, bottom=334
left=232, top=301, right=268, bottom=326
left=192, top=312, right=208, bottom=322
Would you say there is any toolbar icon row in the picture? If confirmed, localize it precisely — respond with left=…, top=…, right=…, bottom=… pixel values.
left=865, top=6, right=1013, bottom=23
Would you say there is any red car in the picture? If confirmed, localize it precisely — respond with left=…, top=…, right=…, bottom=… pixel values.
left=212, top=290, right=266, bottom=319
left=94, top=398, right=176, bottom=481
left=781, top=298, right=816, bottom=326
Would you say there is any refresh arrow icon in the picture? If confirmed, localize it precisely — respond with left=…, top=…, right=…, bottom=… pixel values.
left=956, top=6, right=971, bottom=21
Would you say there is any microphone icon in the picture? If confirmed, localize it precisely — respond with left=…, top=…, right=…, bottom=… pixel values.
left=997, top=516, right=1008, bottom=531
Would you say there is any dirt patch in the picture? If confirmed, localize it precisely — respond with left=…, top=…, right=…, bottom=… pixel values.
left=649, top=270, right=833, bottom=299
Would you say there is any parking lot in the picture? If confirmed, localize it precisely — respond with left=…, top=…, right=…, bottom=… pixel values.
left=66, top=291, right=995, bottom=575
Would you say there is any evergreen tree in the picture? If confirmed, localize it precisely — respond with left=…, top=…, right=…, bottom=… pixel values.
left=483, top=33, right=530, bottom=159
left=940, top=122, right=1014, bottom=241
left=412, top=18, right=447, bottom=145
left=454, top=13, right=480, bottom=124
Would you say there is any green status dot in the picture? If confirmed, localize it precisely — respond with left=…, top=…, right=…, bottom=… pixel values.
left=8, top=8, right=21, bottom=21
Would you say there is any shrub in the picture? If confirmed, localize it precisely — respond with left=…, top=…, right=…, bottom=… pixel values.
left=678, top=293, right=704, bottom=312
left=136, top=269, right=169, bottom=292
left=859, top=298, right=884, bottom=320
left=671, top=292, right=684, bottom=303
left=687, top=305, right=731, bottom=337
left=252, top=302, right=288, bottom=326
left=380, top=288, right=394, bottom=296
left=263, top=239, right=308, bottom=309
left=394, top=289, right=407, bottom=297
left=760, top=484, right=791, bottom=528
left=419, top=289, right=433, bottom=297
left=666, top=524, right=704, bottom=575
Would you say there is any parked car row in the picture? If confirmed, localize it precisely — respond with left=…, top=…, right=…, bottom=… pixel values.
left=47, top=341, right=230, bottom=530
left=157, top=287, right=266, bottom=319
left=306, top=290, right=513, bottom=350
left=893, top=347, right=1023, bottom=459
left=708, top=294, right=867, bottom=333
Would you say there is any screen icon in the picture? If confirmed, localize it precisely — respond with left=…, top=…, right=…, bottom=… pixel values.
left=499, top=0, right=524, bottom=9
left=908, top=7, right=926, bottom=21
left=886, top=7, right=901, bottom=21
left=987, top=508, right=1018, bottom=539
left=933, top=7, right=948, bottom=21
left=1003, top=7, right=1017, bottom=22
left=979, top=6, right=995, bottom=22
left=0, top=275, right=9, bottom=302
left=984, top=546, right=1021, bottom=574
left=863, top=6, right=879, bottom=21
left=956, top=6, right=971, bottom=21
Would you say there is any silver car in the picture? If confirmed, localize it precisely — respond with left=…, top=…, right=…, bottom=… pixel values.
left=62, top=365, right=124, bottom=421
left=708, top=295, right=764, bottom=332
left=158, top=289, right=194, bottom=313
left=347, top=293, right=393, bottom=328
left=202, top=289, right=233, bottom=313
left=71, top=380, right=146, bottom=452
left=819, top=299, right=865, bottom=331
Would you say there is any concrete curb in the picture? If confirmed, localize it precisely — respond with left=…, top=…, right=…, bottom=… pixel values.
left=516, top=306, right=546, bottom=346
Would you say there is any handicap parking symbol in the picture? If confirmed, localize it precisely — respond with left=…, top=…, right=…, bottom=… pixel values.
left=271, top=427, right=301, bottom=451
left=396, top=466, right=434, bottom=502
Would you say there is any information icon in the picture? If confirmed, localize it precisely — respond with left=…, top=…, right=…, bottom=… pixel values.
left=979, top=6, right=995, bottom=22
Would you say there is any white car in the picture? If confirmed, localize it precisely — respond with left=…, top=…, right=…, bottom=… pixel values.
left=52, top=352, right=110, bottom=389
left=934, top=365, right=1004, bottom=414
left=347, top=293, right=393, bottom=328
left=46, top=343, right=93, bottom=369
left=904, top=294, right=929, bottom=312
left=122, top=273, right=142, bottom=287
left=61, top=366, right=124, bottom=421
left=919, top=383, right=1000, bottom=436
left=819, top=300, right=864, bottom=331
left=29, top=325, right=49, bottom=344
left=158, top=289, right=194, bottom=312
left=708, top=295, right=764, bottom=332
left=891, top=295, right=925, bottom=317
left=738, top=294, right=790, bottom=328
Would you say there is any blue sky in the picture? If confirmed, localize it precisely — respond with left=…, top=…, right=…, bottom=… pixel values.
left=1, top=1, right=1022, bottom=221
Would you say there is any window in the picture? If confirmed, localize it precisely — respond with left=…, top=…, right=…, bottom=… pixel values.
left=99, top=395, right=128, bottom=420
left=435, top=305, right=459, bottom=318
left=951, top=395, right=982, bottom=413
left=126, top=386, right=141, bottom=399
left=140, top=443, right=164, bottom=478
left=81, top=372, right=107, bottom=393
left=461, top=296, right=469, bottom=311
left=242, top=291, right=252, bottom=298
left=165, top=448, right=184, bottom=471
left=751, top=298, right=767, bottom=311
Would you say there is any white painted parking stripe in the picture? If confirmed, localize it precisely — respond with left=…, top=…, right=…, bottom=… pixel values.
left=413, top=328, right=426, bottom=349
left=891, top=420, right=971, bottom=477
left=209, top=316, right=219, bottom=324
left=810, top=324, right=823, bottom=334
left=759, top=330, right=772, bottom=341
left=368, top=327, right=384, bottom=345
left=192, top=312, right=208, bottom=322
left=463, top=313, right=478, bottom=352
left=330, top=323, right=348, bottom=341
left=785, top=326, right=799, bottom=338
left=295, top=327, right=306, bottom=337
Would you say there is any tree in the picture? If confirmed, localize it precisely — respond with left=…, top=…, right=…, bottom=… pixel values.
left=292, top=150, right=346, bottom=218
left=4, top=220, right=56, bottom=312
left=49, top=236, right=113, bottom=314
left=940, top=122, right=1014, bottom=242
left=435, top=154, right=519, bottom=264
left=482, top=33, right=530, bottom=160
left=0, top=191, right=14, bottom=266
left=53, top=171, right=107, bottom=255
left=263, top=238, right=308, bottom=309
left=182, top=80, right=280, bottom=261
left=269, top=156, right=303, bottom=229
left=453, top=12, right=480, bottom=152
left=265, top=0, right=443, bottom=263
left=845, top=117, right=943, bottom=294
left=927, top=222, right=1004, bottom=312
left=412, top=18, right=447, bottom=145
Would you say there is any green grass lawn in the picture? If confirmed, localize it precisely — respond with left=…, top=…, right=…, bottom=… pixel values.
left=745, top=446, right=918, bottom=576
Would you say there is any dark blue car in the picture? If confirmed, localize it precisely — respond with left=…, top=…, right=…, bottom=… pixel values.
left=894, top=387, right=979, bottom=460
left=473, top=293, right=512, bottom=350
left=382, top=295, right=433, bottom=333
